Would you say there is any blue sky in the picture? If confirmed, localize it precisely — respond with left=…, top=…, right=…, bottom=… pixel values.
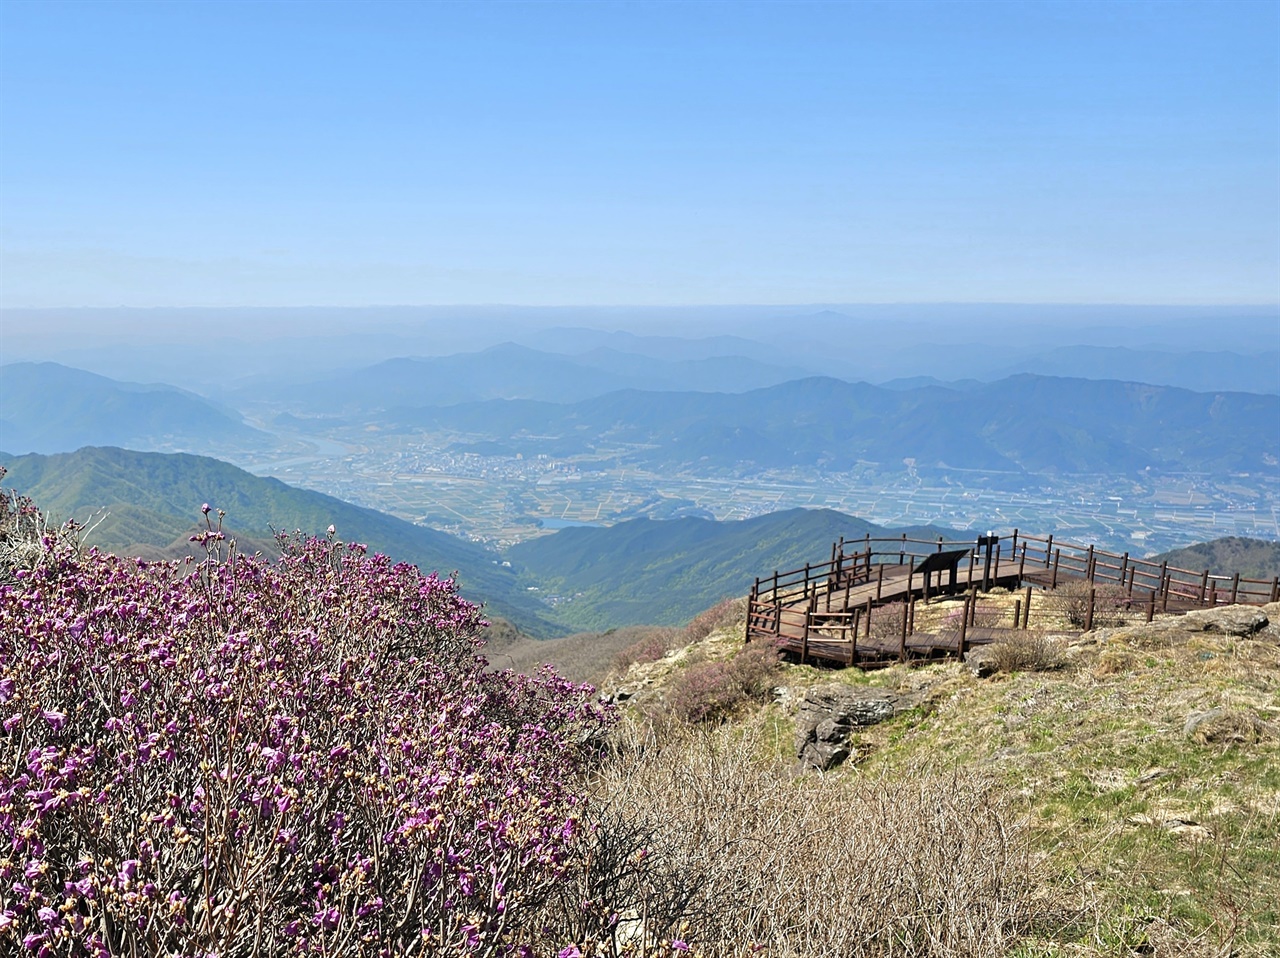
left=0, top=0, right=1276, bottom=307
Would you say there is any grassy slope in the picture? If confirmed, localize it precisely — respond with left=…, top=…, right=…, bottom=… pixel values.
left=0, top=446, right=564, bottom=636
left=508, top=508, right=962, bottom=629
left=1149, top=536, right=1280, bottom=581
left=608, top=603, right=1280, bottom=956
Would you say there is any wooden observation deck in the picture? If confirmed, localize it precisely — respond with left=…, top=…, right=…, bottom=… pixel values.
left=746, top=531, right=1279, bottom=669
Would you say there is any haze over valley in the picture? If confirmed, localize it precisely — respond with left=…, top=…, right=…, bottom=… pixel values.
left=3, top=304, right=1277, bottom=611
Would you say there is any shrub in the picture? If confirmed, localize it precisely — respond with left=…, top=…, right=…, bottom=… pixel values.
left=543, top=721, right=1053, bottom=957
left=0, top=505, right=610, bottom=956
left=0, top=467, right=79, bottom=586
left=986, top=630, right=1068, bottom=673
left=1047, top=579, right=1131, bottom=629
left=664, top=642, right=781, bottom=724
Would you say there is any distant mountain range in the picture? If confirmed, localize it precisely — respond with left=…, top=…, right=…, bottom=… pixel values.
left=992, top=346, right=1279, bottom=396
left=248, top=342, right=814, bottom=413
left=508, top=509, right=962, bottom=629
left=393, top=375, right=1279, bottom=475
left=0, top=446, right=563, bottom=636
left=0, top=362, right=271, bottom=456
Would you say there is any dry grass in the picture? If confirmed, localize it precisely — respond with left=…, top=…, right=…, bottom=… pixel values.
left=543, top=719, right=1059, bottom=957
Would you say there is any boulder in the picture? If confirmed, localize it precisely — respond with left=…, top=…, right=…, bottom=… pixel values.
left=795, top=684, right=900, bottom=771
left=1180, top=606, right=1268, bottom=637
left=1183, top=707, right=1275, bottom=746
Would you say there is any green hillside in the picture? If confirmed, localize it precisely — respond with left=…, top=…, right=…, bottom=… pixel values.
left=1150, top=536, right=1280, bottom=581
left=508, top=508, right=962, bottom=629
left=0, top=447, right=563, bottom=636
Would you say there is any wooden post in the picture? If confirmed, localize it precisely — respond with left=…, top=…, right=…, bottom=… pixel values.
left=772, top=570, right=779, bottom=603
left=1018, top=543, right=1027, bottom=580
left=1230, top=573, right=1240, bottom=605
left=1161, top=575, right=1169, bottom=612
left=900, top=532, right=907, bottom=566
left=1012, top=599, right=1022, bottom=629
left=1208, top=581, right=1217, bottom=606
left=1119, top=552, right=1129, bottom=589
left=967, top=549, right=975, bottom=589
left=958, top=595, right=969, bottom=657
left=1085, top=587, right=1096, bottom=631
left=1045, top=533, right=1053, bottom=568
left=803, top=563, right=811, bottom=600
left=1052, top=549, right=1060, bottom=589
left=801, top=595, right=814, bottom=664
left=865, top=597, right=873, bottom=640
left=829, top=542, right=838, bottom=596
left=898, top=597, right=908, bottom=660
left=1011, top=529, right=1019, bottom=561
left=908, top=596, right=916, bottom=636
left=1272, top=576, right=1279, bottom=603
left=1086, top=545, right=1095, bottom=583
left=1146, top=589, right=1155, bottom=623
left=1199, top=569, right=1209, bottom=604
left=1023, top=586, right=1033, bottom=629
left=1158, top=561, right=1168, bottom=601
left=876, top=564, right=884, bottom=601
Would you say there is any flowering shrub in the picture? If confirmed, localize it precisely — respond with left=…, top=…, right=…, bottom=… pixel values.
left=663, top=643, right=781, bottom=725
left=0, top=503, right=610, bottom=956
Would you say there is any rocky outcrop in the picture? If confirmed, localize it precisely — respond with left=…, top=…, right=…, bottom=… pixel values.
left=1179, top=606, right=1269, bottom=637
left=795, top=684, right=903, bottom=771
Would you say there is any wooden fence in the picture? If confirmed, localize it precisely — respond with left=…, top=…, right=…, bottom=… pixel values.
left=746, top=530, right=1278, bottom=664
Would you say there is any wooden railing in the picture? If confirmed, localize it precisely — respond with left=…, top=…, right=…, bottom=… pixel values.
left=1013, top=531, right=1279, bottom=606
left=747, top=530, right=1278, bottom=652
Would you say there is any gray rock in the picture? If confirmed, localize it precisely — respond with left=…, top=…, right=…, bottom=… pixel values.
left=795, top=684, right=901, bottom=771
left=964, top=647, right=999, bottom=678
left=1180, top=606, right=1268, bottom=637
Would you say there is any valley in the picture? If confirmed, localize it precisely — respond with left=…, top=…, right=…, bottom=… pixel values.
left=242, top=421, right=1280, bottom=556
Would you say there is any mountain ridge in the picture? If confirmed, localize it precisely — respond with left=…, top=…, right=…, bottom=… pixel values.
left=0, top=446, right=564, bottom=636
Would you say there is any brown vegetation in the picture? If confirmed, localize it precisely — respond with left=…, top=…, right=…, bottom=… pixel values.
left=544, top=720, right=1055, bottom=957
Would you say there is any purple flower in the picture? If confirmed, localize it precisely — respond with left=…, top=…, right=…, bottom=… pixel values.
left=40, top=710, right=65, bottom=731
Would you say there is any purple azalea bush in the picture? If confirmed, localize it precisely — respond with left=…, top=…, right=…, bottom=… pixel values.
left=0, top=497, right=611, bottom=956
